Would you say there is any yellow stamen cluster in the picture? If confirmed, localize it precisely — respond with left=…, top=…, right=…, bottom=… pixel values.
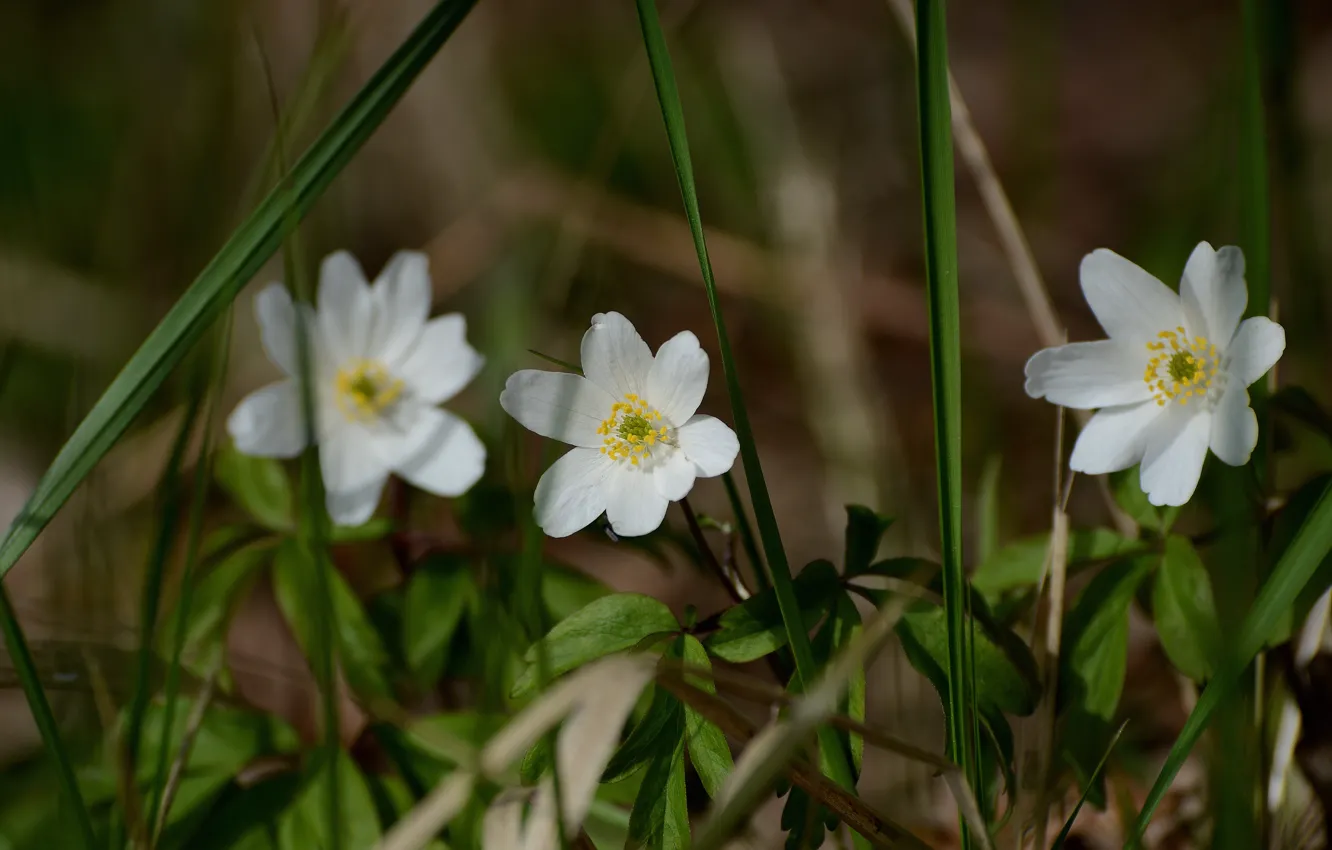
left=597, top=393, right=670, bottom=465
left=335, top=360, right=405, bottom=421
left=1143, top=326, right=1219, bottom=407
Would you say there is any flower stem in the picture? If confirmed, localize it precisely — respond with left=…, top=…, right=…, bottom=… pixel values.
left=678, top=497, right=749, bottom=605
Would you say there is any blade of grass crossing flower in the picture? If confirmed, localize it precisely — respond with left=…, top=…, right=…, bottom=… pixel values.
left=632, top=0, right=861, bottom=810
left=0, top=0, right=479, bottom=588
left=146, top=317, right=233, bottom=841
left=1132, top=480, right=1332, bottom=842
left=914, top=0, right=980, bottom=823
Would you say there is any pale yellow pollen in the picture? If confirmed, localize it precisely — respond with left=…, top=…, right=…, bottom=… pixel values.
left=335, top=360, right=404, bottom=422
left=597, top=394, right=674, bottom=465
left=1142, top=328, right=1222, bottom=408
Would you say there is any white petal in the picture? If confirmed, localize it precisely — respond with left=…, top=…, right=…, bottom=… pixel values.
left=1139, top=406, right=1212, bottom=507
left=395, top=314, right=484, bottom=404
left=646, top=331, right=710, bottom=424
left=227, top=381, right=307, bottom=458
left=1226, top=316, right=1286, bottom=387
left=1080, top=248, right=1183, bottom=344
left=1069, top=400, right=1162, bottom=474
left=534, top=448, right=613, bottom=538
left=652, top=446, right=696, bottom=501
left=391, top=407, right=486, bottom=497
left=254, top=284, right=299, bottom=375
left=318, top=251, right=372, bottom=364
left=605, top=464, right=669, bottom=537
left=676, top=414, right=739, bottom=477
left=1180, top=242, right=1246, bottom=344
left=1209, top=381, right=1258, bottom=466
left=320, top=426, right=390, bottom=525
left=1023, top=341, right=1151, bottom=409
left=367, top=251, right=432, bottom=365
left=500, top=371, right=615, bottom=448
left=580, top=312, right=653, bottom=399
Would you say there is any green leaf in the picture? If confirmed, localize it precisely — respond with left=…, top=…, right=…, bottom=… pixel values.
left=215, top=446, right=293, bottom=531
left=1265, top=474, right=1332, bottom=645
left=272, top=540, right=393, bottom=701
left=811, top=595, right=865, bottom=774
left=972, top=528, right=1144, bottom=597
left=329, top=518, right=393, bottom=543
left=703, top=561, right=840, bottom=663
left=184, top=773, right=304, bottom=850
left=977, top=455, right=1003, bottom=565
left=780, top=787, right=827, bottom=850
left=0, top=0, right=481, bottom=590
left=627, top=710, right=689, bottom=850
left=843, top=505, right=893, bottom=576
left=1135, top=481, right=1332, bottom=838
left=1062, top=557, right=1153, bottom=720
left=1108, top=468, right=1166, bottom=532
left=403, top=555, right=475, bottom=684
left=1152, top=536, right=1221, bottom=681
left=897, top=604, right=1039, bottom=717
left=277, top=751, right=382, bottom=850
left=512, top=593, right=678, bottom=699
left=680, top=635, right=732, bottom=797
left=160, top=540, right=274, bottom=683
left=603, top=687, right=682, bottom=785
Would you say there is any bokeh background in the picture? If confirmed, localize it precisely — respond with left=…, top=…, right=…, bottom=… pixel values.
left=4, top=0, right=1332, bottom=846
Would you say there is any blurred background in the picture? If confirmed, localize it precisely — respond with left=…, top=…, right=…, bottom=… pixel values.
left=4, top=0, right=1332, bottom=846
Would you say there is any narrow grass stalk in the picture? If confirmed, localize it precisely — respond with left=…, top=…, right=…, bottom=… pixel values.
left=632, top=0, right=860, bottom=807
left=0, top=588, right=97, bottom=846
left=913, top=0, right=980, bottom=825
left=1132, top=480, right=1332, bottom=841
left=0, top=0, right=479, bottom=589
left=1239, top=0, right=1270, bottom=326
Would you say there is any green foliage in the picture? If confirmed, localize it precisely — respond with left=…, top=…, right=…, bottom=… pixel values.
left=1062, top=557, right=1152, bottom=720
left=276, top=751, right=382, bottom=850
left=215, top=446, right=294, bottom=531
left=1109, top=468, right=1177, bottom=533
left=843, top=505, right=894, bottom=576
left=602, top=687, right=683, bottom=785
left=627, top=708, right=689, bottom=850
left=897, top=604, right=1039, bottom=718
left=512, top=593, right=679, bottom=699
left=1051, top=722, right=1126, bottom=849
left=811, top=595, right=865, bottom=774
left=780, top=787, right=830, bottom=850
left=272, top=540, right=393, bottom=702
left=972, top=528, right=1144, bottom=598
left=680, top=635, right=733, bottom=798
left=403, top=555, right=476, bottom=685
left=703, top=560, right=840, bottom=663
left=1152, top=536, right=1221, bottom=681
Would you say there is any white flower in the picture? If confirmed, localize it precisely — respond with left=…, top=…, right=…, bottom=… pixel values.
left=226, top=250, right=486, bottom=525
left=500, top=311, right=740, bottom=537
left=1025, top=242, right=1285, bottom=506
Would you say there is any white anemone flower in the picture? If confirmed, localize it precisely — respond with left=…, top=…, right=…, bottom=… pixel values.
left=226, top=251, right=486, bottom=525
left=499, top=311, right=740, bottom=538
left=1025, top=241, right=1285, bottom=506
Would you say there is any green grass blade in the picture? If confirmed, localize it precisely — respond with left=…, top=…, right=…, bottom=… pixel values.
left=0, top=0, right=479, bottom=587
left=632, top=0, right=860, bottom=805
left=1131, top=480, right=1332, bottom=841
left=0, top=588, right=97, bottom=847
left=914, top=0, right=980, bottom=816
left=1052, top=722, right=1126, bottom=849
left=1239, top=0, right=1270, bottom=323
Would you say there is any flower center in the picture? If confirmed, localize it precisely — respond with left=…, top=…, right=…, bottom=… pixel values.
left=1142, top=326, right=1220, bottom=407
left=597, top=394, right=672, bottom=466
left=335, top=359, right=404, bottom=421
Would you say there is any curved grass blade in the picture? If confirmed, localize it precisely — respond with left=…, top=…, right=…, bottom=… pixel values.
left=1052, top=721, right=1126, bottom=849
left=631, top=0, right=860, bottom=811
left=1131, top=480, right=1332, bottom=842
left=0, top=0, right=480, bottom=587
left=913, top=0, right=980, bottom=823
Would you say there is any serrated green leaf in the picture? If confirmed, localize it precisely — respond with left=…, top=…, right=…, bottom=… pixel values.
left=603, top=688, right=682, bottom=785
left=627, top=711, right=689, bottom=850
left=1062, top=557, right=1153, bottom=720
left=703, top=561, right=840, bottom=663
left=272, top=540, right=392, bottom=701
left=1153, top=536, right=1221, bottom=681
left=810, top=595, right=864, bottom=775
left=897, top=605, right=1039, bottom=717
left=972, top=528, right=1145, bottom=597
left=843, top=505, right=893, bottom=576
left=403, top=556, right=474, bottom=684
left=215, top=446, right=293, bottom=531
left=512, top=593, right=678, bottom=699
left=680, top=635, right=732, bottom=797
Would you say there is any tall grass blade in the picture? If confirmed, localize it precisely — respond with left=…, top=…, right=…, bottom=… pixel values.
left=1132, top=481, right=1332, bottom=841
left=0, top=0, right=480, bottom=587
left=632, top=0, right=860, bottom=807
left=1239, top=0, right=1270, bottom=323
left=1052, top=722, right=1126, bottom=849
left=913, top=0, right=980, bottom=822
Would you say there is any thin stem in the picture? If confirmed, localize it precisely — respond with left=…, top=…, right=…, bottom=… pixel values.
left=722, top=471, right=768, bottom=593
left=150, top=662, right=222, bottom=845
left=914, top=0, right=980, bottom=838
left=679, top=497, right=749, bottom=605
